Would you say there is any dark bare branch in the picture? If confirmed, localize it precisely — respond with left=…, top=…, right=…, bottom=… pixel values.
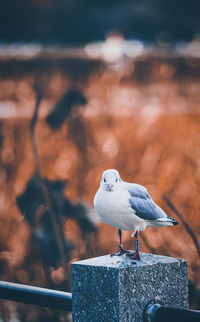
left=140, top=232, right=157, bottom=254
left=163, top=195, right=200, bottom=258
left=30, top=93, right=69, bottom=283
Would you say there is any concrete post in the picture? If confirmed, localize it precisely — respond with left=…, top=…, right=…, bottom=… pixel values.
left=72, top=252, right=188, bottom=322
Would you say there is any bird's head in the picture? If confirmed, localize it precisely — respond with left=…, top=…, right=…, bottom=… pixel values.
left=100, top=169, right=122, bottom=192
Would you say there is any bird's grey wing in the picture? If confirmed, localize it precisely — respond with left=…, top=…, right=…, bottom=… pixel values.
left=127, top=184, right=166, bottom=221
left=129, top=197, right=167, bottom=220
left=127, top=183, right=152, bottom=200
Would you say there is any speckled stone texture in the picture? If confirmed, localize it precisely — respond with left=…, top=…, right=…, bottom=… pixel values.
left=72, top=253, right=188, bottom=322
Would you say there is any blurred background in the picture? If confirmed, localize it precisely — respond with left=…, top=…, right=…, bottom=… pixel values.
left=0, top=0, right=200, bottom=321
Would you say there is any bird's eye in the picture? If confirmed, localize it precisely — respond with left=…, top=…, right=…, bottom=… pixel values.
left=116, top=178, right=118, bottom=182
left=104, top=178, right=106, bottom=182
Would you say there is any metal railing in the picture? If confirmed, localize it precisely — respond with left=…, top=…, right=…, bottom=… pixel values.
left=1, top=280, right=200, bottom=321
left=144, top=301, right=200, bottom=322
left=0, top=281, right=72, bottom=311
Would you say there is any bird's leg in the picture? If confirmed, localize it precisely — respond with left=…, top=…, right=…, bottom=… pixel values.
left=127, top=231, right=141, bottom=261
left=111, top=229, right=130, bottom=256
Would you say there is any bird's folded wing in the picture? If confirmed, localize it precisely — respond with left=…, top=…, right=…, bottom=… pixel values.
left=128, top=184, right=167, bottom=221
left=127, top=183, right=151, bottom=200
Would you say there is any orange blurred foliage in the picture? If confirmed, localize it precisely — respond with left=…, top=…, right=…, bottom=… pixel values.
left=0, top=55, right=200, bottom=316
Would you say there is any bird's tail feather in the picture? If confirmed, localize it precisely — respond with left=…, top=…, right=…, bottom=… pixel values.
left=166, top=216, right=178, bottom=225
left=156, top=216, right=178, bottom=226
left=148, top=216, right=178, bottom=227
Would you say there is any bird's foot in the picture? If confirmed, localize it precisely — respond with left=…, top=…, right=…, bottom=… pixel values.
left=111, top=247, right=130, bottom=257
left=126, top=250, right=141, bottom=261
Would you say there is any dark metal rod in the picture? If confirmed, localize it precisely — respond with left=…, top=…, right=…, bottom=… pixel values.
left=144, top=302, right=200, bottom=322
left=154, top=307, right=200, bottom=322
left=0, top=281, right=72, bottom=311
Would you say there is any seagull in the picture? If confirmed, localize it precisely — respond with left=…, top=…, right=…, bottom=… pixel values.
left=94, top=169, right=178, bottom=261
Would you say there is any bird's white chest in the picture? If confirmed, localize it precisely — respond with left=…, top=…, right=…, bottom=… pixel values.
left=94, top=188, right=141, bottom=230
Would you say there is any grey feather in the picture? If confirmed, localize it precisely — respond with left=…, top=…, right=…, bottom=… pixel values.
left=128, top=183, right=167, bottom=221
left=127, top=183, right=151, bottom=200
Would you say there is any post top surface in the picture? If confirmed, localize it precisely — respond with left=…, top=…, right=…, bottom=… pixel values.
left=72, top=252, right=186, bottom=269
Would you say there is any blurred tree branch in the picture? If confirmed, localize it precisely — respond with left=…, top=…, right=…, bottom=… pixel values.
left=140, top=232, right=157, bottom=254
left=140, top=232, right=170, bottom=257
left=163, top=195, right=200, bottom=258
left=30, top=92, right=69, bottom=283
